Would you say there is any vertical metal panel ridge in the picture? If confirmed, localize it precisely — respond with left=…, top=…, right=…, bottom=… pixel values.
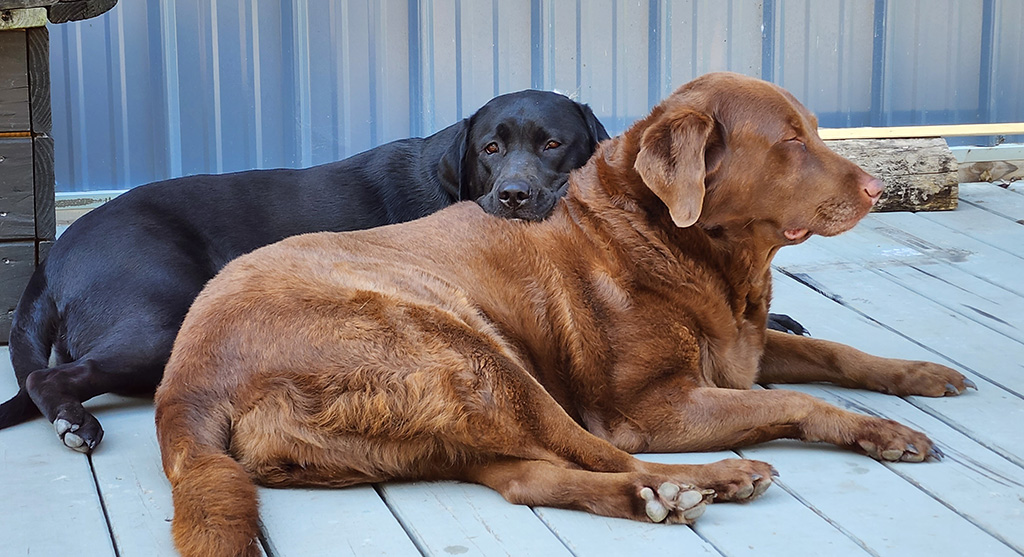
left=209, top=0, right=223, bottom=173
left=454, top=0, right=463, bottom=117
left=647, top=0, right=661, bottom=108
left=160, top=0, right=182, bottom=178
left=529, top=0, right=542, bottom=89
left=869, top=0, right=886, bottom=126
left=761, top=0, right=775, bottom=83
left=113, top=4, right=129, bottom=184
left=408, top=0, right=423, bottom=137
left=978, top=0, right=995, bottom=124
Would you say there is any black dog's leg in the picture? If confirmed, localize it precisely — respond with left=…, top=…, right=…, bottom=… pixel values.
left=767, top=313, right=809, bottom=336
left=24, top=356, right=164, bottom=452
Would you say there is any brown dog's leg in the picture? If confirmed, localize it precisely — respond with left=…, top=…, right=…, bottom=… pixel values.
left=759, top=330, right=974, bottom=396
left=618, top=386, right=937, bottom=462
left=465, top=459, right=715, bottom=523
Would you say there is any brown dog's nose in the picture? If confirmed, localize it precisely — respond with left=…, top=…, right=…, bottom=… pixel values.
left=498, top=183, right=532, bottom=209
left=863, top=177, right=884, bottom=205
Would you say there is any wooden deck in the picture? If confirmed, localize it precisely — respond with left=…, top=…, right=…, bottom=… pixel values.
left=3, top=181, right=1024, bottom=557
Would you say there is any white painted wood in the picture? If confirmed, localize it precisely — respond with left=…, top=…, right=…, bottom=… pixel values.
left=808, top=221, right=1024, bottom=345
left=780, top=383, right=1024, bottom=553
left=958, top=182, right=1024, bottom=222
left=951, top=145, right=1024, bottom=163
left=738, top=442, right=1019, bottom=557
left=767, top=276, right=1024, bottom=551
left=637, top=452, right=870, bottom=557
left=259, top=485, right=419, bottom=557
left=0, top=347, right=116, bottom=557
left=768, top=268, right=1024, bottom=468
left=378, top=480, right=575, bottom=557
left=917, top=202, right=1024, bottom=258
left=865, top=211, right=1024, bottom=298
left=85, top=398, right=177, bottom=556
left=818, top=123, right=1024, bottom=140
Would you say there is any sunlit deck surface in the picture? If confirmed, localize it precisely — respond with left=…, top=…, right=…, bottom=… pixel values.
left=3, top=182, right=1024, bottom=556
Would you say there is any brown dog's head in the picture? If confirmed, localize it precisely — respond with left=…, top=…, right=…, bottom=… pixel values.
left=627, top=72, right=882, bottom=245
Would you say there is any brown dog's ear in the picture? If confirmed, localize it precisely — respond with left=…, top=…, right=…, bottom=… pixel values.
left=633, top=109, right=714, bottom=228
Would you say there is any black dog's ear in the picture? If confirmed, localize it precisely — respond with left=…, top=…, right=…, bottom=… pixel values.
left=576, top=102, right=611, bottom=145
left=438, top=119, right=469, bottom=201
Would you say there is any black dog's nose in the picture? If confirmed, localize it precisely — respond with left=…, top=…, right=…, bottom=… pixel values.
left=498, top=183, right=531, bottom=209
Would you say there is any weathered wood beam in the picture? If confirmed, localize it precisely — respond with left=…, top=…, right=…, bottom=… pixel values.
left=825, top=138, right=958, bottom=212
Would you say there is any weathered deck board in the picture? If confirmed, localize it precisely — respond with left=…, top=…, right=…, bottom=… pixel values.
left=0, top=364, right=116, bottom=556
left=768, top=276, right=1024, bottom=552
left=259, top=485, right=418, bottom=557
left=1, top=182, right=1023, bottom=556
left=378, top=481, right=578, bottom=557
left=774, top=241, right=1024, bottom=467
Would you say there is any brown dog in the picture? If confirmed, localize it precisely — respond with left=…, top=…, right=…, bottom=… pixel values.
left=156, top=73, right=971, bottom=556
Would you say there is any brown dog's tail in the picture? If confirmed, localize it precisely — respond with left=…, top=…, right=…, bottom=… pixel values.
left=155, top=389, right=262, bottom=557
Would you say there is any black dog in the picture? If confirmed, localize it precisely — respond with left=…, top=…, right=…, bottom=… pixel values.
left=0, top=90, right=805, bottom=452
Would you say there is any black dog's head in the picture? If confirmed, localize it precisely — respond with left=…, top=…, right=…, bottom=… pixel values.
left=439, top=90, right=609, bottom=221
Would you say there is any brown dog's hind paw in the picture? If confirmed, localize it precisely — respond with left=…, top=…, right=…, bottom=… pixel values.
left=638, top=482, right=714, bottom=524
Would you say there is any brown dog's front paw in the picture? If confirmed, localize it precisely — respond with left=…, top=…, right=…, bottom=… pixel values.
left=697, top=458, right=777, bottom=503
left=638, top=482, right=715, bottom=524
left=885, top=360, right=976, bottom=397
left=854, top=418, right=939, bottom=462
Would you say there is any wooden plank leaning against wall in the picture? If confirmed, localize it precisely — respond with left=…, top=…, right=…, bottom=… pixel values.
left=0, top=13, right=54, bottom=344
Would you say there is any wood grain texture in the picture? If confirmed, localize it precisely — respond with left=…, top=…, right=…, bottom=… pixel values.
left=826, top=138, right=959, bottom=212
left=0, top=240, right=34, bottom=341
left=26, top=25, right=48, bottom=134
left=0, top=137, right=35, bottom=239
left=36, top=237, right=50, bottom=262
left=0, top=30, right=29, bottom=132
left=33, top=133, right=54, bottom=239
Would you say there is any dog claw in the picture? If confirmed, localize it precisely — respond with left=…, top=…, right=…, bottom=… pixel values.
left=752, top=478, right=772, bottom=498
left=964, top=378, right=977, bottom=390
left=944, top=383, right=959, bottom=396
left=770, top=467, right=780, bottom=478
left=928, top=446, right=945, bottom=460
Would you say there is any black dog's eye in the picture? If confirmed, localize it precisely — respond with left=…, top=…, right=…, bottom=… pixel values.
left=484, top=142, right=500, bottom=155
left=545, top=140, right=561, bottom=150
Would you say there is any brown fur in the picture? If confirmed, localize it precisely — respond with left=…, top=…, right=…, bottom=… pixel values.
left=155, top=73, right=969, bottom=556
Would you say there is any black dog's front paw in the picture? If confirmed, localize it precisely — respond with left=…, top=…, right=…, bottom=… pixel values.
left=767, top=313, right=809, bottom=336
left=53, top=405, right=104, bottom=453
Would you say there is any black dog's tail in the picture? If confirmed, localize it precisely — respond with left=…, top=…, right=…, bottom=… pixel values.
left=0, top=265, right=54, bottom=429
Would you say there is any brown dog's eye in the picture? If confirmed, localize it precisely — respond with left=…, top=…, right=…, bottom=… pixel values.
left=545, top=140, right=561, bottom=150
left=484, top=142, right=499, bottom=155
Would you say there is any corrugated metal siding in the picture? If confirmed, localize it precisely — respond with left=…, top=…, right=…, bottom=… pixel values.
left=48, top=0, right=1024, bottom=192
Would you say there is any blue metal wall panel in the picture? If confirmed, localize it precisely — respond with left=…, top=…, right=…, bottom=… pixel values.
left=48, top=0, right=1024, bottom=192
